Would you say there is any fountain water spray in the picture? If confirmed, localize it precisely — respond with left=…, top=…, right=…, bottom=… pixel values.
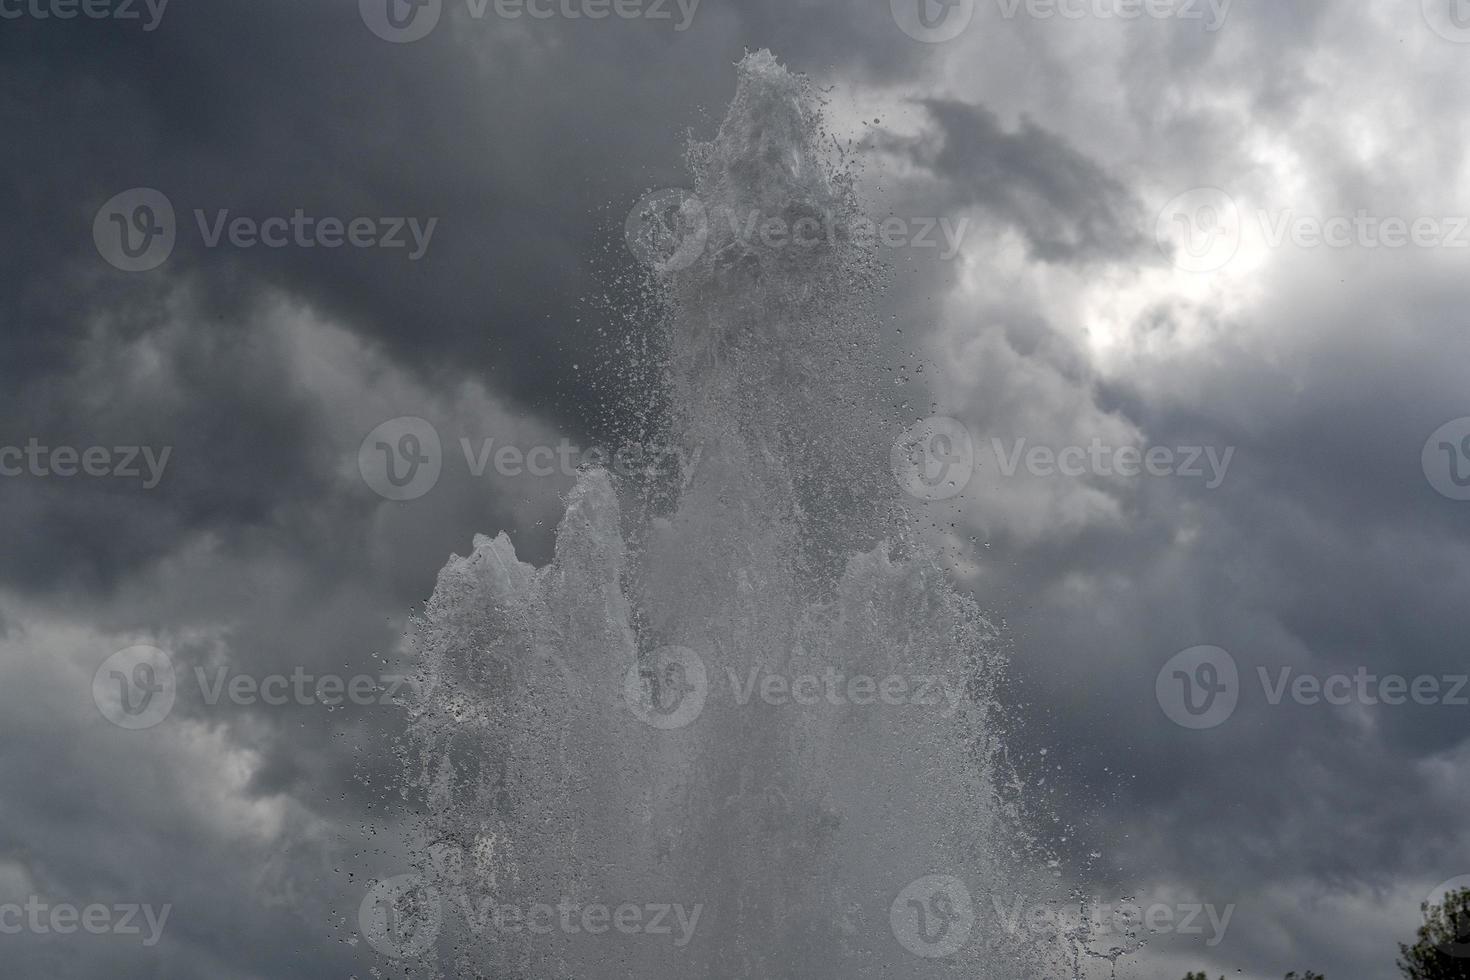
left=371, top=50, right=1074, bottom=979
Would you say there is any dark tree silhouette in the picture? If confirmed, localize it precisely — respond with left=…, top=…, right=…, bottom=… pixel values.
left=1399, top=886, right=1470, bottom=979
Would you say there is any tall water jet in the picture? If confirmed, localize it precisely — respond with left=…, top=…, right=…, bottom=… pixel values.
left=375, top=51, right=1056, bottom=978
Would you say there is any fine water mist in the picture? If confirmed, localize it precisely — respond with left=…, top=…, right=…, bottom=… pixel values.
left=370, top=51, right=1075, bottom=979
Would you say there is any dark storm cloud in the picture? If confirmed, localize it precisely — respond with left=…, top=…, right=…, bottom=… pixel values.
left=2, top=1, right=1468, bottom=978
left=0, top=0, right=948, bottom=595
left=879, top=98, right=1155, bottom=263
left=962, top=244, right=1470, bottom=975
left=0, top=4, right=968, bottom=975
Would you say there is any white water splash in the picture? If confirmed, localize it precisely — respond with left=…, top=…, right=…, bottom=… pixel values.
left=379, top=51, right=1071, bottom=979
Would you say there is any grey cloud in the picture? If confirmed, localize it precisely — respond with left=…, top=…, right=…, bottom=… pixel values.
left=879, top=98, right=1154, bottom=263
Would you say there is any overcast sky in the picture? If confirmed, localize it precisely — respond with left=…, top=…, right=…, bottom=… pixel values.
left=2, top=0, right=1469, bottom=977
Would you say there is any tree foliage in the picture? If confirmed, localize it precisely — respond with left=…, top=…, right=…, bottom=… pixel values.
left=1399, top=887, right=1470, bottom=979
